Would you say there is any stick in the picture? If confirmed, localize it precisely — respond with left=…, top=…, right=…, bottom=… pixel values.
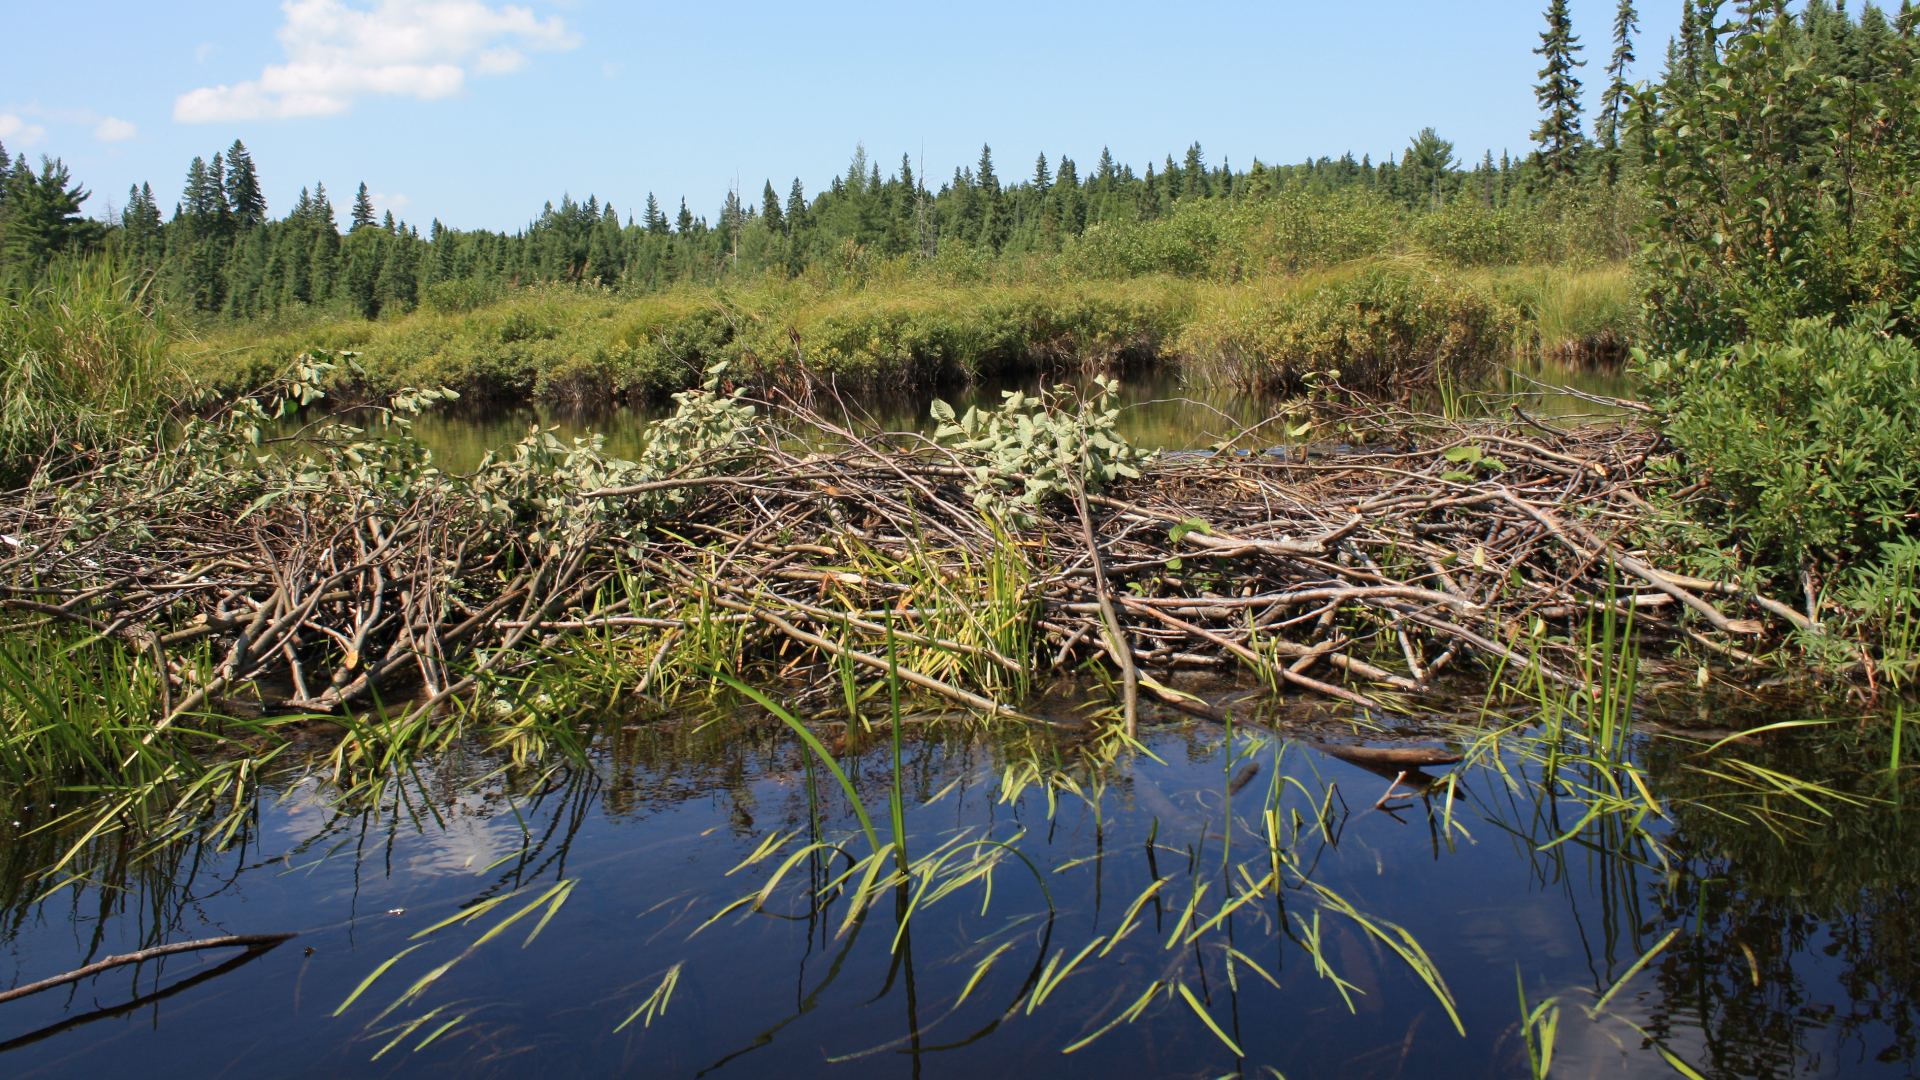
left=0, top=934, right=297, bottom=1005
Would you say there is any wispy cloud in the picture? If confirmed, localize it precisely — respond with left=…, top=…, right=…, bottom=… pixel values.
left=175, top=0, right=579, bottom=123
left=0, top=113, right=47, bottom=148
left=94, top=117, right=138, bottom=142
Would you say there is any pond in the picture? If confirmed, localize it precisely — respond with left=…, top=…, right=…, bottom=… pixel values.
left=0, top=683, right=1911, bottom=1079
left=397, top=363, right=1636, bottom=472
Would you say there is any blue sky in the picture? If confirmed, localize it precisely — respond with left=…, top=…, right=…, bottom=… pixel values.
left=3, top=1, right=1681, bottom=231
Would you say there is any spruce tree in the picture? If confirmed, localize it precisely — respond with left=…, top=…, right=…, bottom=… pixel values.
left=208, top=153, right=228, bottom=216
left=761, top=181, right=783, bottom=231
left=1032, top=153, right=1051, bottom=195
left=675, top=198, right=694, bottom=235
left=1900, top=1, right=1916, bottom=37
left=311, top=182, right=337, bottom=231
left=351, top=183, right=376, bottom=230
left=1183, top=143, right=1208, bottom=198
left=644, top=193, right=668, bottom=235
left=225, top=140, right=267, bottom=224
left=1531, top=0, right=1587, bottom=180
left=1598, top=0, right=1638, bottom=151
left=785, top=180, right=807, bottom=231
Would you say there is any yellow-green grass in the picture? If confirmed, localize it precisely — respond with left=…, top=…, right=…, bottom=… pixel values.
left=177, top=261, right=1633, bottom=403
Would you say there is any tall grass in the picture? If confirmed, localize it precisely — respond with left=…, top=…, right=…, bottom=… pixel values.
left=182, top=260, right=1633, bottom=406
left=0, top=258, right=180, bottom=476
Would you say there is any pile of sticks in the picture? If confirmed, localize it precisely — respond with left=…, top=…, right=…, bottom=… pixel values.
left=0, top=396, right=1811, bottom=730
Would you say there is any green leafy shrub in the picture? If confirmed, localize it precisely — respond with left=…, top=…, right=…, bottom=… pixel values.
left=1637, top=313, right=1920, bottom=579
left=930, top=375, right=1150, bottom=525
left=1633, top=12, right=1920, bottom=352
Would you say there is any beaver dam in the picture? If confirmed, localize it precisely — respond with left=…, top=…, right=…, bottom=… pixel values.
left=0, top=362, right=1913, bottom=1078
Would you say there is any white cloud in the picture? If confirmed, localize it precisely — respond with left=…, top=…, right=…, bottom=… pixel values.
left=601, top=60, right=623, bottom=78
left=196, top=42, right=218, bottom=62
left=175, top=0, right=579, bottom=123
left=0, top=113, right=47, bottom=147
left=372, top=190, right=412, bottom=215
left=94, top=117, right=138, bottom=142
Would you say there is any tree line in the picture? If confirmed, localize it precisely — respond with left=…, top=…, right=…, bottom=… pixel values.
left=1, top=0, right=1913, bottom=324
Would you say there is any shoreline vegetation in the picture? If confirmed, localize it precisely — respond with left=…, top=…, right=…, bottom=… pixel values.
left=178, top=258, right=1636, bottom=406
left=0, top=1, right=1914, bottom=880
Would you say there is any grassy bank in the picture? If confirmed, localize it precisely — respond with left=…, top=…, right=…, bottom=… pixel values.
left=179, top=259, right=1637, bottom=403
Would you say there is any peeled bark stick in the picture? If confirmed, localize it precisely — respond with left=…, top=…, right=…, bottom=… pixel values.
left=0, top=934, right=297, bottom=1005
left=1119, top=597, right=1382, bottom=710
left=1304, top=742, right=1463, bottom=767
left=1497, top=489, right=1752, bottom=636
left=1074, top=480, right=1138, bottom=737
left=1647, top=570, right=1819, bottom=633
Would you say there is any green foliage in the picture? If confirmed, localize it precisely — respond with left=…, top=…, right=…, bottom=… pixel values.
left=931, top=375, right=1149, bottom=524
left=1637, top=313, right=1920, bottom=579
left=1174, top=260, right=1520, bottom=394
left=1530, top=0, right=1587, bottom=180
left=1633, top=8, right=1920, bottom=352
left=0, top=157, right=107, bottom=284
left=0, top=258, right=178, bottom=478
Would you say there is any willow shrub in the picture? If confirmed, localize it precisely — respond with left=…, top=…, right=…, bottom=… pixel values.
left=1173, top=260, right=1518, bottom=395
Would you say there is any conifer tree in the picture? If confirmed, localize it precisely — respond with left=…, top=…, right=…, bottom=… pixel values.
left=1095, top=147, right=1117, bottom=191
left=311, top=182, right=336, bottom=231
left=1, top=157, right=105, bottom=279
left=975, top=146, right=999, bottom=196
left=761, top=181, right=784, bottom=231
left=181, top=157, right=222, bottom=220
left=1531, top=0, right=1587, bottom=180
left=675, top=198, right=694, bottom=235
left=224, top=140, right=267, bottom=224
left=644, top=193, right=668, bottom=235
left=1900, top=0, right=1916, bottom=37
left=1598, top=0, right=1638, bottom=151
left=351, top=183, right=376, bottom=230
left=784, top=180, right=808, bottom=232
left=1032, top=153, right=1051, bottom=195
left=1678, top=2, right=1701, bottom=83
left=208, top=153, right=228, bottom=216
left=1183, top=143, right=1208, bottom=198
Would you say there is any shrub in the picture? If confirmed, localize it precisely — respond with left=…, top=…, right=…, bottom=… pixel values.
left=1637, top=312, right=1920, bottom=579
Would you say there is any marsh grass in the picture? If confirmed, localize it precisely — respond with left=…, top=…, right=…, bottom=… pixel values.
left=0, top=258, right=179, bottom=476
left=180, top=260, right=1629, bottom=408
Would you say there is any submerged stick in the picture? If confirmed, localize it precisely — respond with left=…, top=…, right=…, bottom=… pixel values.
left=0, top=933, right=297, bottom=1005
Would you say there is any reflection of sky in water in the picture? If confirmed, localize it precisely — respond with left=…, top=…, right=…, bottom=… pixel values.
left=0, top=719, right=1897, bottom=1079
left=387, top=363, right=1635, bottom=472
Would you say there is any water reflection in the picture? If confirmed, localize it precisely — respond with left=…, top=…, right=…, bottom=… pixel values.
left=0, top=703, right=1906, bottom=1078
left=398, top=363, right=1636, bottom=473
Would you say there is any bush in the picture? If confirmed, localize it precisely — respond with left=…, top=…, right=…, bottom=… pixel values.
left=1637, top=312, right=1920, bottom=578
left=1174, top=260, right=1518, bottom=394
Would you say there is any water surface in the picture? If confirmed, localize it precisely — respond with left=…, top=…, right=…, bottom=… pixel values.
left=0, top=690, right=1909, bottom=1079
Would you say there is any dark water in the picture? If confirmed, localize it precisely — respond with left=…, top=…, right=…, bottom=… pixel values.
left=1, top=695, right=1912, bottom=1079
left=401, top=365, right=1636, bottom=473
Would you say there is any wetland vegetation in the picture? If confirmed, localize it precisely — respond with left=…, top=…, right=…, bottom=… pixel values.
left=2, top=1, right=1920, bottom=1076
